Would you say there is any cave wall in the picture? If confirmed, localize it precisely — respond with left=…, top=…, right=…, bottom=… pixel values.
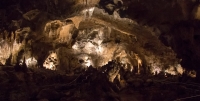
left=0, top=0, right=198, bottom=78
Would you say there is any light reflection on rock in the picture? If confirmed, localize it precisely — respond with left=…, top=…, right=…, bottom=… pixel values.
left=43, top=52, right=59, bottom=70
left=0, top=39, right=22, bottom=65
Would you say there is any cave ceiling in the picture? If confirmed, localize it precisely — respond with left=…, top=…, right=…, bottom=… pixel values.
left=0, top=0, right=200, bottom=76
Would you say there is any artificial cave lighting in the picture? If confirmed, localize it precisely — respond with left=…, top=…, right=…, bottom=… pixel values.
left=0, top=2, right=192, bottom=81
left=149, top=63, right=186, bottom=76
left=82, top=7, right=95, bottom=19
left=0, top=8, right=183, bottom=80
left=84, top=60, right=91, bottom=67
left=164, top=65, right=177, bottom=75
left=70, top=25, right=141, bottom=68
left=19, top=57, right=38, bottom=68
left=84, top=57, right=92, bottom=67
left=0, top=39, right=22, bottom=65
left=1, top=1, right=200, bottom=101
left=76, top=54, right=94, bottom=68
left=176, top=64, right=184, bottom=75
left=43, top=52, right=59, bottom=70
left=72, top=43, right=79, bottom=50
left=71, top=27, right=112, bottom=67
left=151, top=66, right=162, bottom=75
left=25, top=57, right=38, bottom=68
left=164, top=64, right=184, bottom=75
left=0, top=40, right=10, bottom=64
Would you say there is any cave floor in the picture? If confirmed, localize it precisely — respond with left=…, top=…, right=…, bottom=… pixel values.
left=0, top=66, right=200, bottom=101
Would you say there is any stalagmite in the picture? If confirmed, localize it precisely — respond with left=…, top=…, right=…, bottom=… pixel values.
left=133, top=52, right=142, bottom=74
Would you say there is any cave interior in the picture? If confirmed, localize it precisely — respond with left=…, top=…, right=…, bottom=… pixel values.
left=0, top=0, right=200, bottom=101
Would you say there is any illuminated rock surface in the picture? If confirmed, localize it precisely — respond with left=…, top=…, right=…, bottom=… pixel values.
left=0, top=0, right=200, bottom=101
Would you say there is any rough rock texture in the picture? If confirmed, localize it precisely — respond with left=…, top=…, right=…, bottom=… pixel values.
left=0, top=0, right=200, bottom=100
left=0, top=66, right=199, bottom=101
left=121, top=0, right=200, bottom=80
left=0, top=0, right=198, bottom=77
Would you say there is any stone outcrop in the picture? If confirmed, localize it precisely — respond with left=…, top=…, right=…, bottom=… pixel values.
left=0, top=0, right=199, bottom=79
